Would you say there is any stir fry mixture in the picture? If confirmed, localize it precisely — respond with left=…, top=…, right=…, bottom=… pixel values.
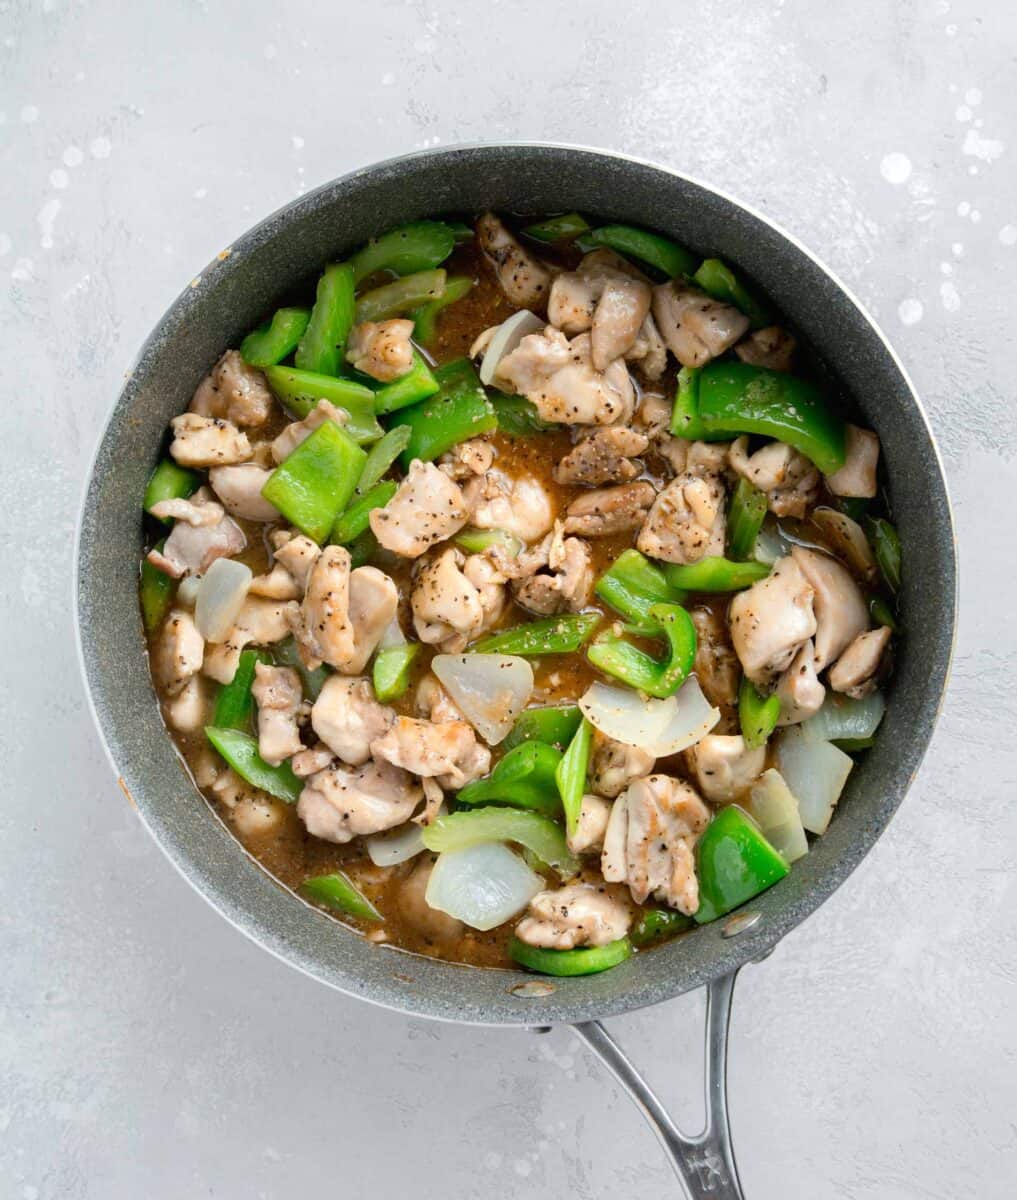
left=140, top=213, right=901, bottom=976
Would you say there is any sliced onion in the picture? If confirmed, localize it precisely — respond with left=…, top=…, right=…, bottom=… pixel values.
left=748, top=769, right=808, bottom=863
left=366, top=820, right=426, bottom=866
left=425, top=843, right=543, bottom=931
left=379, top=616, right=406, bottom=648
left=176, top=573, right=202, bottom=609
left=803, top=689, right=885, bottom=743
left=752, top=518, right=790, bottom=565
left=776, top=726, right=853, bottom=835
left=194, top=558, right=252, bottom=642
left=578, top=681, right=674, bottom=750
left=478, top=310, right=544, bottom=385
left=432, top=653, right=533, bottom=745
left=645, top=676, right=720, bottom=756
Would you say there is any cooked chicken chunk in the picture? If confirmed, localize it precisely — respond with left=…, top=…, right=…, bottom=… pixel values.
left=412, top=547, right=506, bottom=652
left=211, top=770, right=287, bottom=838
left=370, top=459, right=470, bottom=558
left=601, top=775, right=711, bottom=915
left=626, top=311, right=668, bottom=380
left=146, top=487, right=247, bottom=580
left=370, top=716, right=490, bottom=789
left=248, top=562, right=302, bottom=601
left=466, top=468, right=554, bottom=543
left=828, top=625, right=891, bottom=698
left=567, top=794, right=613, bottom=856
left=290, top=743, right=336, bottom=778
left=514, top=883, right=631, bottom=950
left=652, top=282, right=749, bottom=368
left=271, top=399, right=348, bottom=464
left=563, top=481, right=655, bottom=537
left=415, top=674, right=467, bottom=724
left=438, top=438, right=494, bottom=479
left=636, top=471, right=726, bottom=563
left=811, top=508, right=879, bottom=584
left=729, top=555, right=817, bottom=689
left=513, top=523, right=592, bottom=616
left=346, top=318, right=415, bottom=382
left=825, top=424, right=881, bottom=499
left=297, top=760, right=422, bottom=844
left=294, top=546, right=398, bottom=673
left=271, top=531, right=321, bottom=593
left=775, top=639, right=826, bottom=725
left=590, top=734, right=655, bottom=799
left=169, top=413, right=252, bottom=468
left=163, top=674, right=208, bottom=732
left=548, top=266, right=652, bottom=370
left=734, top=325, right=796, bottom=372
left=311, top=675, right=394, bottom=766
left=553, top=427, right=649, bottom=486
left=728, top=437, right=819, bottom=519
left=189, top=350, right=273, bottom=427
left=251, top=663, right=304, bottom=766
left=790, top=546, right=869, bottom=672
left=689, top=735, right=766, bottom=803
left=147, top=492, right=223, bottom=527
left=208, top=464, right=280, bottom=521
left=151, top=610, right=204, bottom=695
left=202, top=597, right=299, bottom=684
left=476, top=211, right=553, bottom=309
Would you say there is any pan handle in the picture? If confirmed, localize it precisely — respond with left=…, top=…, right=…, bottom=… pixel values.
left=571, top=968, right=743, bottom=1199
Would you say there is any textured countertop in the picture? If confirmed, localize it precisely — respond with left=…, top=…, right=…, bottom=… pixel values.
left=2, top=2, right=1015, bottom=1196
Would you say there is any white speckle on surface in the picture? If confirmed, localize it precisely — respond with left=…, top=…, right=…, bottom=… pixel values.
left=10, top=256, right=34, bottom=282
left=964, top=87, right=983, bottom=106
left=0, top=233, right=11, bottom=257
left=951, top=242, right=964, bottom=256
left=62, top=145, right=83, bottom=167
left=513, top=1159, right=533, bottom=1178
left=897, top=297, right=923, bottom=325
left=880, top=152, right=912, bottom=184
left=37, top=198, right=61, bottom=248
left=291, top=135, right=304, bottom=150
left=962, top=128, right=1004, bottom=163
left=20, top=104, right=39, bottom=123
left=89, top=136, right=111, bottom=158
left=193, top=187, right=207, bottom=200
left=968, top=164, right=978, bottom=175
left=955, top=105, right=971, bottom=121
left=970, top=209, right=982, bottom=223
left=957, top=200, right=971, bottom=215
left=940, top=262, right=953, bottom=275
left=49, top=168, right=69, bottom=189
left=939, top=280, right=961, bottom=311
left=944, top=22, right=957, bottom=35
left=381, top=71, right=395, bottom=85
left=483, top=1151, right=502, bottom=1170
left=264, top=43, right=277, bottom=59
left=999, top=224, right=1017, bottom=246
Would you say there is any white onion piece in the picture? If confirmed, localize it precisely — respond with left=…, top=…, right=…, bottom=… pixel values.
left=425, top=843, right=543, bottom=931
left=366, top=821, right=426, bottom=866
left=432, top=653, right=533, bottom=745
left=175, top=573, right=202, bottom=609
left=479, top=310, right=544, bottom=385
left=776, top=726, right=853, bottom=835
left=194, top=558, right=252, bottom=642
left=578, top=682, right=675, bottom=749
left=644, top=676, right=720, bottom=757
left=379, top=616, right=406, bottom=648
left=752, top=519, right=789, bottom=565
left=803, top=690, right=885, bottom=743
left=748, top=769, right=808, bottom=863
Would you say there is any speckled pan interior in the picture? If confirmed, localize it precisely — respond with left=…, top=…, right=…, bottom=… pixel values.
left=76, top=144, right=956, bottom=1026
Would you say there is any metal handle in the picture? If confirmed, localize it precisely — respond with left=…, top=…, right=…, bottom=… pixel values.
left=572, top=969, right=743, bottom=1198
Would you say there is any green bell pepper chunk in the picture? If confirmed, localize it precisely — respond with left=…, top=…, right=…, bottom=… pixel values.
left=264, top=365, right=382, bottom=443
left=273, top=635, right=330, bottom=701
left=595, top=548, right=684, bottom=630
left=356, top=425, right=412, bottom=494
left=663, top=557, right=770, bottom=593
left=412, top=275, right=474, bottom=345
left=672, top=361, right=847, bottom=476
left=694, top=805, right=789, bottom=924
left=301, top=872, right=382, bottom=922
left=692, top=258, right=773, bottom=329
left=370, top=352, right=440, bottom=415
left=204, top=726, right=302, bottom=803
left=457, top=742, right=564, bottom=817
left=728, top=478, right=768, bottom=561
left=295, top=262, right=355, bottom=376
left=587, top=602, right=697, bottom=699
left=588, top=224, right=698, bottom=278
left=421, top=808, right=579, bottom=879
left=867, top=517, right=901, bottom=593
left=509, top=936, right=632, bottom=976
left=631, top=907, right=695, bottom=947
left=331, top=480, right=397, bottom=545
left=455, top=527, right=522, bottom=556
left=833, top=736, right=875, bottom=753
left=262, top=419, right=367, bottom=543
left=354, top=268, right=446, bottom=324
left=738, top=676, right=781, bottom=749
left=473, top=612, right=602, bottom=656
left=212, top=648, right=271, bottom=731
left=556, top=717, right=592, bottom=835
left=388, top=358, right=497, bottom=466
left=349, top=221, right=455, bottom=286
left=144, top=459, right=199, bottom=521
left=446, top=219, right=473, bottom=244
left=869, top=594, right=899, bottom=633
left=140, top=545, right=174, bottom=633
left=240, top=306, right=311, bottom=368
left=503, top=705, right=582, bottom=752
left=372, top=643, right=420, bottom=703
left=490, top=391, right=559, bottom=436
left=347, top=529, right=379, bottom=569
left=522, top=212, right=592, bottom=243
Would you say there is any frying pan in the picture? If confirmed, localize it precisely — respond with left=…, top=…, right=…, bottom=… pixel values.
left=75, top=144, right=956, bottom=1197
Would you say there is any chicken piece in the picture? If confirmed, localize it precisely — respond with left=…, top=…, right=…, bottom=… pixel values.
left=825, top=424, right=881, bottom=499
left=601, top=775, right=711, bottom=915
left=438, top=438, right=494, bottom=480
left=634, top=391, right=671, bottom=440
left=147, top=492, right=223, bottom=527
left=514, top=883, right=631, bottom=950
left=658, top=438, right=732, bottom=479
left=497, top=327, right=636, bottom=426
left=513, top=523, right=592, bottom=616
left=370, top=716, right=490, bottom=790
left=547, top=267, right=652, bottom=369
left=211, top=771, right=286, bottom=839
left=734, top=325, right=796, bottom=372
left=476, top=211, right=553, bottom=309
left=291, top=743, right=336, bottom=778
left=202, top=597, right=299, bottom=684
left=370, top=459, right=470, bottom=558
left=270, top=399, right=349, bottom=464
left=189, top=350, right=274, bottom=427
left=811, top=508, right=879, bottom=584
left=828, top=626, right=891, bottom=698
left=411, top=547, right=506, bottom=653
left=728, top=437, right=819, bottom=519
left=790, top=546, right=869, bottom=672
left=590, top=734, right=655, bottom=799
left=168, top=413, right=252, bottom=468
left=775, top=639, right=826, bottom=725
left=251, top=663, right=304, bottom=766
left=415, top=776, right=446, bottom=828
left=689, top=735, right=766, bottom=803
left=546, top=271, right=597, bottom=332
left=398, top=858, right=465, bottom=942
left=271, top=531, right=321, bottom=593
left=553, top=427, right=649, bottom=486
left=208, top=464, right=280, bottom=522
left=310, top=675, right=394, bottom=766
left=297, top=759, right=422, bottom=844
left=466, top=468, right=554, bottom=543
left=151, top=609, right=204, bottom=696
left=728, top=555, right=817, bottom=689
left=563, top=481, right=655, bottom=537
left=415, top=675, right=466, bottom=724
left=567, top=794, right=613, bottom=856
left=146, top=488, right=247, bottom=580
left=248, top=562, right=302, bottom=601
left=345, top=318, right=415, bottom=382
left=652, top=282, right=750, bottom=368
left=689, top=605, right=742, bottom=710
left=626, top=311, right=669, bottom=380
left=163, top=674, right=208, bottom=732
left=636, top=471, right=726, bottom=564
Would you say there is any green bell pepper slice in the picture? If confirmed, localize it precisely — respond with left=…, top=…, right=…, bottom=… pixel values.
left=140, top=545, right=175, bottom=633
left=727, top=478, right=768, bottom=561
left=587, top=602, right=697, bottom=699
left=663, top=557, right=770, bottom=593
left=144, top=459, right=199, bottom=521
left=694, top=805, right=789, bottom=924
left=556, top=717, right=593, bottom=836
left=387, top=357, right=497, bottom=465
left=212, top=648, right=271, bottom=731
left=370, top=352, right=440, bottom=415
left=692, top=258, right=773, bottom=329
left=331, top=480, right=397, bottom=545
left=261, top=419, right=367, bottom=543
left=631, top=907, right=695, bottom=947
left=588, top=224, right=698, bottom=278
left=421, top=809, right=578, bottom=879
left=295, top=262, right=355, bottom=376
left=349, top=221, right=455, bottom=286
left=264, top=365, right=382, bottom=443
left=490, top=391, right=559, bottom=436
left=354, top=268, right=446, bottom=324
left=509, top=936, right=632, bottom=976
left=301, top=871, right=382, bottom=921
left=473, top=612, right=602, bottom=656
left=240, top=306, right=311, bottom=368
left=346, top=529, right=379, bottom=569
left=595, top=548, right=684, bottom=630
left=867, top=517, right=901, bottom=593
left=457, top=742, right=564, bottom=817
left=503, top=705, right=582, bottom=752
left=273, top=635, right=330, bottom=701
left=869, top=594, right=899, bottom=633
left=738, top=676, right=781, bottom=749
left=455, top=527, right=522, bottom=556
left=372, top=642, right=420, bottom=703
left=204, top=726, right=302, bottom=803
left=522, top=212, right=592, bottom=243
left=672, top=361, right=847, bottom=476
left=356, top=425, right=412, bottom=494
left=411, top=275, right=474, bottom=345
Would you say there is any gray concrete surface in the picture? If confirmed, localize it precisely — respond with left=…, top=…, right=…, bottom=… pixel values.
left=2, top=1, right=1015, bottom=1196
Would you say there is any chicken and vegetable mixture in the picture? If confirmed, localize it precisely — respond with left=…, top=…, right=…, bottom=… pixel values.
left=139, top=212, right=900, bottom=976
